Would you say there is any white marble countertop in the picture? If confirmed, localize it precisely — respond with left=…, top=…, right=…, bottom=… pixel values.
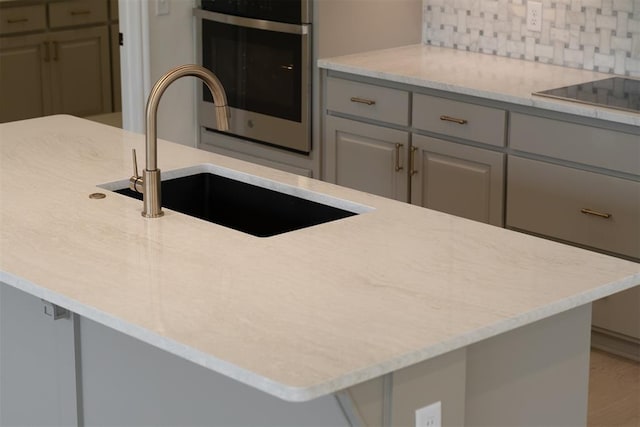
left=318, top=44, right=640, bottom=127
left=1, top=115, right=639, bottom=402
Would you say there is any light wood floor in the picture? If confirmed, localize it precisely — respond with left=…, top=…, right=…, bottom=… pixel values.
left=588, top=349, right=640, bottom=426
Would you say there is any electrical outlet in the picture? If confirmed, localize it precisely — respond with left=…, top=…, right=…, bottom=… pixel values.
left=416, top=401, right=442, bottom=427
left=526, top=1, right=542, bottom=32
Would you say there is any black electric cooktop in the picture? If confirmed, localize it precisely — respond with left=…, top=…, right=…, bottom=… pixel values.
left=534, top=77, right=640, bottom=113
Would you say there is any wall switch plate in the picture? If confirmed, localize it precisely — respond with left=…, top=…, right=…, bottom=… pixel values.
left=156, top=0, right=170, bottom=16
left=416, top=401, right=441, bottom=427
left=526, top=1, right=542, bottom=32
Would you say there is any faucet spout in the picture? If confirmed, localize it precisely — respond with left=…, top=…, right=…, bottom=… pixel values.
left=133, top=64, right=230, bottom=218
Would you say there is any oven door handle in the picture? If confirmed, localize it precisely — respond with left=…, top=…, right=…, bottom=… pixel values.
left=195, top=9, right=310, bottom=35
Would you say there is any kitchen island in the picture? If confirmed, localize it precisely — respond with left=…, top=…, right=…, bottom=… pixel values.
left=1, top=115, right=639, bottom=426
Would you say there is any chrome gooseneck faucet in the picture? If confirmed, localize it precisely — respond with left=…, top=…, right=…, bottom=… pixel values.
left=130, top=64, right=230, bottom=218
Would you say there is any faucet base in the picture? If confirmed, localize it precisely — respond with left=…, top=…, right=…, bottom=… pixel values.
left=142, top=169, right=164, bottom=218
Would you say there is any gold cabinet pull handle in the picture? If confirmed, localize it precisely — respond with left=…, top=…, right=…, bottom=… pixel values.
left=350, top=97, right=376, bottom=106
left=580, top=208, right=612, bottom=219
left=394, top=143, right=404, bottom=172
left=410, top=146, right=418, bottom=176
left=7, top=18, right=29, bottom=24
left=70, top=10, right=91, bottom=16
left=440, top=115, right=468, bottom=125
left=43, top=42, right=50, bottom=62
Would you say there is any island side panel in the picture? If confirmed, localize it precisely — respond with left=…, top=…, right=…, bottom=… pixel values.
left=391, top=347, right=466, bottom=427
left=0, top=283, right=79, bottom=426
left=465, top=304, right=592, bottom=426
left=76, top=316, right=351, bottom=426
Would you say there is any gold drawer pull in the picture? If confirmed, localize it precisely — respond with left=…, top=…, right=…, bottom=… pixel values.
left=70, top=10, right=91, bottom=16
left=440, top=115, right=468, bottom=125
left=580, top=208, right=612, bottom=219
left=7, top=18, right=29, bottom=24
left=350, top=97, right=376, bottom=106
left=410, top=146, right=418, bottom=175
left=394, top=143, right=404, bottom=172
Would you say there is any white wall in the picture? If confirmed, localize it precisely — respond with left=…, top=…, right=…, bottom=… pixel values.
left=316, top=0, right=422, bottom=58
left=148, top=0, right=198, bottom=147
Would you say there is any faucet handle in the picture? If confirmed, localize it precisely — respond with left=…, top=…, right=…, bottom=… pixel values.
left=132, top=148, right=140, bottom=178
left=129, top=149, right=143, bottom=193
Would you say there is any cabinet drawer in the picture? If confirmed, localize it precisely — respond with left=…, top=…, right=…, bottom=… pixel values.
left=49, top=0, right=108, bottom=28
left=510, top=112, right=640, bottom=175
left=412, top=94, right=506, bottom=147
left=0, top=5, right=46, bottom=35
left=326, top=77, right=409, bottom=126
left=507, top=156, right=640, bottom=259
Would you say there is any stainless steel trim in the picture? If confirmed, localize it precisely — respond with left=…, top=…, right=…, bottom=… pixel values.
left=300, top=0, right=312, bottom=23
left=194, top=9, right=309, bottom=34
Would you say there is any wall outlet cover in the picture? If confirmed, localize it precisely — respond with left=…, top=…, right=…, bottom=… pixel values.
left=416, top=401, right=442, bottom=427
left=526, top=1, right=543, bottom=32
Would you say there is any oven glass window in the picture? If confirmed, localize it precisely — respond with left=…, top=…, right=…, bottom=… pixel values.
left=202, top=20, right=302, bottom=123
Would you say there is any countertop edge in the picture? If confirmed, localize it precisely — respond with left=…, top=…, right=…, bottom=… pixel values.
left=3, top=268, right=638, bottom=402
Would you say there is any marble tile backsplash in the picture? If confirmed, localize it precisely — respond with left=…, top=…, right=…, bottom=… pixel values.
left=423, top=0, right=640, bottom=77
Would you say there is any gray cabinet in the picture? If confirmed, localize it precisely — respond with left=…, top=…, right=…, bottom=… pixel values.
left=323, top=73, right=506, bottom=225
left=0, top=32, right=51, bottom=122
left=507, top=112, right=640, bottom=356
left=411, top=135, right=505, bottom=226
left=324, top=115, right=409, bottom=202
left=49, top=26, right=112, bottom=117
left=410, top=94, right=506, bottom=225
left=0, top=0, right=114, bottom=123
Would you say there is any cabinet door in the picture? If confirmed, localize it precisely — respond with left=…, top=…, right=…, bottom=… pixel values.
left=49, top=26, right=112, bottom=116
left=410, top=135, right=505, bottom=226
left=0, top=33, right=51, bottom=122
left=324, top=115, right=409, bottom=202
left=0, top=283, right=78, bottom=426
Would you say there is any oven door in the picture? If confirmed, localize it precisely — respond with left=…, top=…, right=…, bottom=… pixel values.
left=196, top=10, right=311, bottom=153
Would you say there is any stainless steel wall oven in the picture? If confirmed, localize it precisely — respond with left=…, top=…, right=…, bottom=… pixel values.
left=195, top=0, right=312, bottom=153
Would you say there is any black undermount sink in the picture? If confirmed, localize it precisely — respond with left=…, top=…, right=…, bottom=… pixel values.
left=114, top=169, right=361, bottom=237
